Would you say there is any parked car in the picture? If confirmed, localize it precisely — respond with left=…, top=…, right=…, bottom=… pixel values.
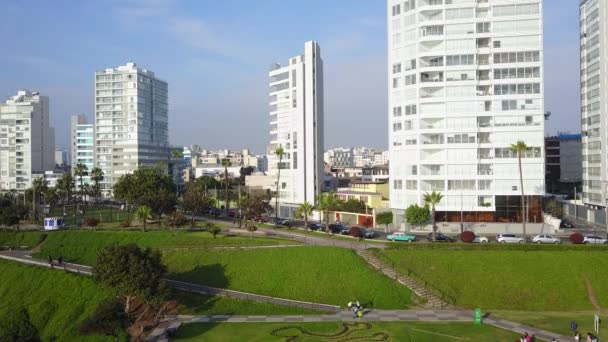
left=532, top=234, right=561, bottom=244
left=386, top=232, right=416, bottom=242
left=496, top=233, right=524, bottom=243
left=583, top=235, right=608, bottom=245
left=307, top=222, right=325, bottom=231
left=329, top=223, right=348, bottom=234
left=427, top=232, right=454, bottom=242
left=273, top=218, right=291, bottom=227
left=472, top=235, right=489, bottom=243
left=560, top=219, right=575, bottom=229
left=361, top=228, right=376, bottom=239
left=253, top=216, right=267, bottom=223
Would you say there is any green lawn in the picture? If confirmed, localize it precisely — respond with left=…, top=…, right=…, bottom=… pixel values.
left=174, top=291, right=323, bottom=316
left=174, top=322, right=520, bottom=341
left=35, top=230, right=298, bottom=265
left=0, top=230, right=45, bottom=249
left=165, top=246, right=412, bottom=309
left=0, top=259, right=115, bottom=341
left=373, top=248, right=608, bottom=311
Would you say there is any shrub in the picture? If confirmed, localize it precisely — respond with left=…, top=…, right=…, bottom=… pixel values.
left=163, top=212, right=188, bottom=228
left=79, top=297, right=129, bottom=338
left=350, top=227, right=362, bottom=238
left=405, top=205, right=430, bottom=225
left=119, top=219, right=131, bottom=228
left=83, top=217, right=100, bottom=228
left=460, top=231, right=476, bottom=243
left=208, top=224, right=221, bottom=238
left=570, top=233, right=584, bottom=244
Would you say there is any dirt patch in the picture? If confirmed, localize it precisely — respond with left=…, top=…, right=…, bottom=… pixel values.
left=583, top=273, right=606, bottom=314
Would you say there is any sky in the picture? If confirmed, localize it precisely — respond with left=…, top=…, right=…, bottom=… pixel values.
left=0, top=0, right=580, bottom=154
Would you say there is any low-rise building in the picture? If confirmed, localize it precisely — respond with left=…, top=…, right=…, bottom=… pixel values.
left=336, top=181, right=389, bottom=209
left=362, top=165, right=389, bottom=183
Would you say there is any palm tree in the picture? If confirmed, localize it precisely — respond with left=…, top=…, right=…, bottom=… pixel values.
left=135, top=205, right=152, bottom=232
left=274, top=146, right=285, bottom=220
left=510, top=141, right=529, bottom=242
left=31, top=177, right=48, bottom=221
left=90, top=167, right=104, bottom=204
left=423, top=191, right=444, bottom=242
left=317, top=192, right=340, bottom=233
left=221, top=158, right=231, bottom=210
left=74, top=163, right=89, bottom=205
left=296, top=202, right=313, bottom=230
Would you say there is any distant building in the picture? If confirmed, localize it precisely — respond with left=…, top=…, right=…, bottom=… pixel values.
left=545, top=134, right=582, bottom=195
left=71, top=115, right=94, bottom=189
left=362, top=165, right=389, bottom=183
left=0, top=90, right=55, bottom=190
left=337, top=180, right=389, bottom=210
left=55, top=149, right=67, bottom=167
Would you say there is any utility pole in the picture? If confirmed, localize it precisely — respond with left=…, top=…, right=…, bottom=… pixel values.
left=460, top=191, right=464, bottom=233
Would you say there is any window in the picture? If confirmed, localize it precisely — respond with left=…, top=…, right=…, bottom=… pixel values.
left=446, top=54, right=475, bottom=66
left=392, top=4, right=400, bottom=16
left=393, top=180, right=403, bottom=190
left=393, top=106, right=402, bottom=117
left=406, top=180, right=418, bottom=190
left=393, top=63, right=402, bottom=74
left=405, top=74, right=417, bottom=85
left=405, top=105, right=417, bottom=115
left=477, top=22, right=490, bottom=33
left=393, top=123, right=402, bottom=132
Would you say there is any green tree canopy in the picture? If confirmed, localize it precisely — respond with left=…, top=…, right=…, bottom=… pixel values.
left=0, top=307, right=39, bottom=342
left=79, top=297, right=129, bottom=339
left=339, top=198, right=367, bottom=214
left=405, top=204, right=430, bottom=225
left=113, top=167, right=176, bottom=217
left=376, top=212, right=393, bottom=227
left=182, top=181, right=214, bottom=227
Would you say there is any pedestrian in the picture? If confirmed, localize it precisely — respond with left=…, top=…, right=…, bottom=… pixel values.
left=356, top=300, right=360, bottom=309
left=357, top=308, right=363, bottom=318
left=524, top=332, right=531, bottom=342
left=574, top=331, right=580, bottom=342
left=48, top=255, right=53, bottom=268
left=352, top=307, right=358, bottom=319
left=347, top=302, right=353, bottom=311
left=58, top=255, right=63, bottom=265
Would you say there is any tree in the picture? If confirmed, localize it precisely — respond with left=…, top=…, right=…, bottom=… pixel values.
left=405, top=204, right=430, bottom=227
left=510, top=141, right=528, bottom=242
left=221, top=159, right=232, bottom=210
left=376, top=212, right=393, bottom=232
left=0, top=307, right=39, bottom=342
left=545, top=198, right=564, bottom=218
left=296, top=202, right=314, bottom=230
left=135, top=205, right=152, bottom=232
left=0, top=207, right=20, bottom=229
left=274, top=146, right=285, bottom=220
left=56, top=173, right=75, bottom=205
left=79, top=297, right=129, bottom=340
left=423, top=191, right=444, bottom=242
left=90, top=167, right=104, bottom=204
left=113, top=167, right=176, bottom=219
left=339, top=198, right=367, bottom=214
left=239, top=194, right=272, bottom=227
left=31, top=176, right=48, bottom=221
left=74, top=163, right=89, bottom=204
left=317, top=192, right=341, bottom=233
left=92, top=243, right=168, bottom=314
left=207, top=223, right=221, bottom=238
left=182, top=180, right=214, bottom=227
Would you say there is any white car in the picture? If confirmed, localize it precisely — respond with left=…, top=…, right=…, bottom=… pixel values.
left=583, top=235, right=608, bottom=245
left=496, top=233, right=524, bottom=244
left=473, top=235, right=489, bottom=243
left=532, top=234, right=560, bottom=244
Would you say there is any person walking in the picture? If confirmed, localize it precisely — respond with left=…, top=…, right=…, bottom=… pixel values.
left=574, top=331, right=580, bottom=342
left=58, top=255, right=63, bottom=266
left=48, top=255, right=53, bottom=268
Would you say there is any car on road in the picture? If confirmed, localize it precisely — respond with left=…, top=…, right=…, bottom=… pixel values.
left=329, top=223, right=348, bottom=234
left=496, top=233, right=524, bottom=243
left=427, top=232, right=454, bottom=242
left=387, top=232, right=416, bottom=242
left=560, top=219, right=575, bottom=229
left=253, top=216, right=267, bottom=223
left=307, top=222, right=325, bottom=231
left=273, top=218, right=291, bottom=227
left=361, top=228, right=376, bottom=239
left=583, top=235, right=608, bottom=244
left=532, top=234, right=561, bottom=244
left=472, top=235, right=489, bottom=243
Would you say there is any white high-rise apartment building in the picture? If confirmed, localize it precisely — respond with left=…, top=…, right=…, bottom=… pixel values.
left=388, top=0, right=545, bottom=224
left=268, top=41, right=324, bottom=216
left=95, top=62, right=169, bottom=195
left=580, top=0, right=606, bottom=207
left=71, top=114, right=94, bottom=189
left=0, top=90, right=55, bottom=190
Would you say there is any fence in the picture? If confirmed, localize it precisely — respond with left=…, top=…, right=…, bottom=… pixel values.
left=44, top=205, right=130, bottom=226
left=563, top=202, right=607, bottom=226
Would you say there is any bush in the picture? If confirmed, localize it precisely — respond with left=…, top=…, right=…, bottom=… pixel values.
left=79, top=297, right=129, bottom=338
left=208, top=224, right=221, bottom=238
left=83, top=217, right=100, bottom=228
left=350, top=227, right=362, bottom=238
left=119, top=219, right=131, bottom=228
left=0, top=307, right=39, bottom=342
left=460, top=231, right=476, bottom=243
left=405, top=205, right=430, bottom=225
left=163, top=212, right=188, bottom=228
left=570, top=233, right=584, bottom=244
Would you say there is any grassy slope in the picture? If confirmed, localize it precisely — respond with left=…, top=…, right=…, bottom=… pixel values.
left=174, top=322, right=520, bottom=341
left=35, top=230, right=297, bottom=265
left=0, top=259, right=113, bottom=341
left=0, top=230, right=45, bottom=249
left=165, top=246, right=412, bottom=309
left=375, top=249, right=608, bottom=310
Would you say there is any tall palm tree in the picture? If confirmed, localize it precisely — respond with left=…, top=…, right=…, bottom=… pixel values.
left=274, top=146, right=285, bottom=220
left=31, top=177, right=48, bottom=221
left=296, top=201, right=314, bottom=230
left=74, top=163, right=89, bottom=205
left=90, top=167, right=104, bottom=204
left=221, top=159, right=232, bottom=210
left=317, top=192, right=340, bottom=234
left=423, top=191, right=444, bottom=242
left=510, top=141, right=529, bottom=242
left=135, top=205, right=152, bottom=232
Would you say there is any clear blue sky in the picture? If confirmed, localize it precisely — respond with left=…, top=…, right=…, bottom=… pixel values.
left=0, top=0, right=580, bottom=153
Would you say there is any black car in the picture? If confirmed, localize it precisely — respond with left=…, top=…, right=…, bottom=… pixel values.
left=361, top=228, right=376, bottom=239
left=273, top=218, right=291, bottom=227
left=427, top=232, right=454, bottom=242
left=307, top=222, right=325, bottom=231
left=560, top=219, right=575, bottom=229
left=329, top=223, right=348, bottom=234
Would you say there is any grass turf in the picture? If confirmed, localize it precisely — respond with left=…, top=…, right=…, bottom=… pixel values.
left=34, top=230, right=298, bottom=265
left=373, top=248, right=608, bottom=311
left=173, top=322, right=520, bottom=341
left=0, top=230, right=45, bottom=249
left=0, top=259, right=115, bottom=341
left=165, top=246, right=412, bottom=309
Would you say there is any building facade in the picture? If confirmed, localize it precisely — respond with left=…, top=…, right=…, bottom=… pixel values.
left=71, top=114, right=95, bottom=189
left=388, top=0, right=545, bottom=224
left=580, top=0, right=606, bottom=207
left=267, top=41, right=324, bottom=215
left=0, top=90, right=55, bottom=190
left=95, top=62, right=169, bottom=195
left=545, top=134, right=582, bottom=195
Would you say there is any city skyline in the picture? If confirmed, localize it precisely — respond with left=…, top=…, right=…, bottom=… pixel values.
left=0, top=0, right=579, bottom=153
